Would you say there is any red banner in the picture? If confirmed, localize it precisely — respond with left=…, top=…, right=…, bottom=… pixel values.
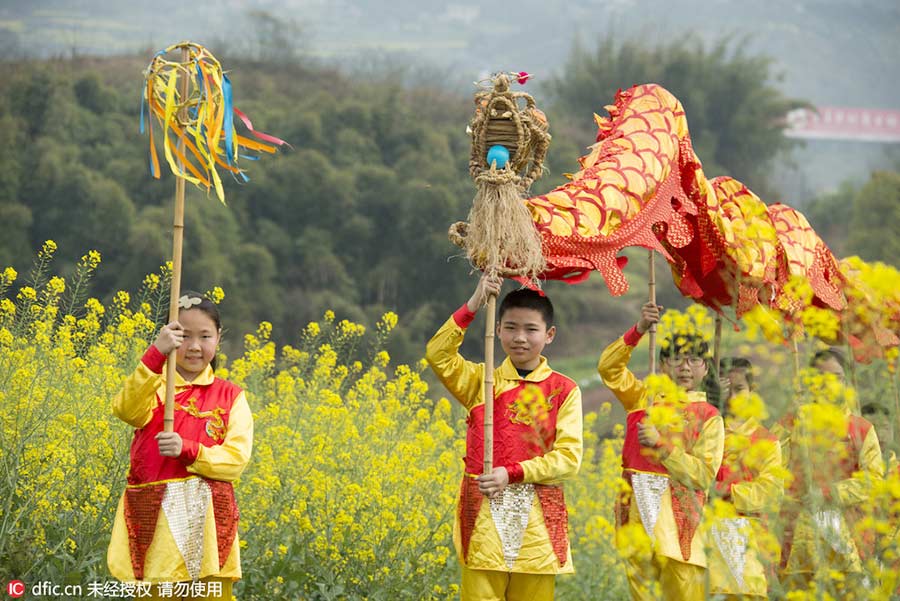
left=785, top=107, right=900, bottom=143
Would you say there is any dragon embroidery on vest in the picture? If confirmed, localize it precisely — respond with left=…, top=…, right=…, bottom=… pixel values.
left=176, top=397, right=226, bottom=441
left=509, top=384, right=558, bottom=426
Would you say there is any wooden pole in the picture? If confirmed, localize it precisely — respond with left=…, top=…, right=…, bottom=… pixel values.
left=164, top=45, right=190, bottom=433
left=648, top=250, right=657, bottom=375
left=483, top=293, right=496, bottom=475
left=842, top=318, right=859, bottom=392
left=714, top=313, right=723, bottom=376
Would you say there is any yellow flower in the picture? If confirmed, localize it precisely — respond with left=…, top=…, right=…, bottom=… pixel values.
left=657, top=305, right=713, bottom=351
left=379, top=311, right=399, bottom=333
left=113, top=290, right=129, bottom=308
left=1, top=266, right=16, bottom=285
left=207, top=286, right=225, bottom=304
left=79, top=249, right=101, bottom=269
left=40, top=240, right=57, bottom=258
left=728, top=390, right=768, bottom=422
left=142, top=273, right=160, bottom=291
left=257, top=321, right=273, bottom=341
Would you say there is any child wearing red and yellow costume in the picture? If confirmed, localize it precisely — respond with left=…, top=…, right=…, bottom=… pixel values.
left=426, top=272, right=583, bottom=601
left=598, top=302, right=723, bottom=601
left=107, top=293, right=252, bottom=600
left=708, top=357, right=783, bottom=599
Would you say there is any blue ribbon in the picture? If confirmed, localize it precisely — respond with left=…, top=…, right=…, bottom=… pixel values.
left=140, top=86, right=158, bottom=177
left=223, top=74, right=235, bottom=167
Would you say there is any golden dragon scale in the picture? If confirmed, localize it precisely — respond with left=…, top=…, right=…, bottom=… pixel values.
left=524, top=83, right=846, bottom=318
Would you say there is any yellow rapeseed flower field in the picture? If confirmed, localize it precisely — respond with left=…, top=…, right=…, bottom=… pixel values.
left=3, top=244, right=900, bottom=600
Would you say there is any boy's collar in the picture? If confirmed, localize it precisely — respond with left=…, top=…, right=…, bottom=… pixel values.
left=498, top=356, right=552, bottom=382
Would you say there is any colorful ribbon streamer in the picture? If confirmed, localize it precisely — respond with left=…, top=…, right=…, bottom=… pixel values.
left=142, top=42, right=289, bottom=202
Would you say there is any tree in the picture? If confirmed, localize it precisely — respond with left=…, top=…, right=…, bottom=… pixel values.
left=847, top=170, right=900, bottom=264
left=802, top=180, right=859, bottom=257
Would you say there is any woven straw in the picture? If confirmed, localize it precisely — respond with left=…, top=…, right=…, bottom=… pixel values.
left=452, top=73, right=550, bottom=281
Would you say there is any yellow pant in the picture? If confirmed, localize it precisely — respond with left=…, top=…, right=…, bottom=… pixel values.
left=780, top=571, right=868, bottom=600
left=148, top=578, right=232, bottom=601
left=625, top=553, right=706, bottom=601
left=461, top=566, right=556, bottom=601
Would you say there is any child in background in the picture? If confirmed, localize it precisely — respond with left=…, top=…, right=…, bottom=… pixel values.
left=861, top=398, right=896, bottom=474
left=108, top=292, right=253, bottom=601
left=426, top=271, right=583, bottom=601
left=598, top=301, right=724, bottom=601
left=778, top=348, right=884, bottom=598
left=709, top=357, right=783, bottom=599
left=860, top=395, right=898, bottom=592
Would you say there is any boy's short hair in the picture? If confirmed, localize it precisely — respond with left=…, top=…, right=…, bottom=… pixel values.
left=723, top=356, right=754, bottom=389
left=658, top=333, right=709, bottom=360
left=659, top=333, right=720, bottom=406
left=810, top=347, right=848, bottom=371
left=861, top=400, right=889, bottom=418
left=498, top=288, right=554, bottom=327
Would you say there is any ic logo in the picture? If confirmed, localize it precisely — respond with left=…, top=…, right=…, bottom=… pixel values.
left=6, top=580, right=25, bottom=598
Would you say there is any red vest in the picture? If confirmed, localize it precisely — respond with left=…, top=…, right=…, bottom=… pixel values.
left=617, top=400, right=719, bottom=562
left=458, top=371, right=577, bottom=568
left=785, top=413, right=871, bottom=499
left=716, top=423, right=777, bottom=515
left=123, top=376, right=242, bottom=579
left=717, top=424, right=777, bottom=483
left=463, top=372, right=577, bottom=475
left=621, top=400, right=720, bottom=474
left=128, top=377, right=242, bottom=485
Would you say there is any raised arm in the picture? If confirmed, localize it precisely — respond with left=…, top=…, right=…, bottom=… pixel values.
left=114, top=321, right=185, bottom=427
left=597, top=302, right=659, bottom=412
left=425, top=271, right=501, bottom=410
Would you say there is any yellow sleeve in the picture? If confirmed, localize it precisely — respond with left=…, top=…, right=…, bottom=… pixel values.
left=597, top=336, right=647, bottom=412
left=769, top=420, right=792, bottom=469
left=661, top=414, right=724, bottom=491
left=186, top=392, right=253, bottom=482
left=112, top=351, right=162, bottom=428
left=520, top=387, right=583, bottom=485
left=425, top=315, right=484, bottom=411
left=833, top=426, right=885, bottom=507
left=731, top=438, right=784, bottom=515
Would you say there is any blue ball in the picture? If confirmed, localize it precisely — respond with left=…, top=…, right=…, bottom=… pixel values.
left=486, top=145, right=509, bottom=169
